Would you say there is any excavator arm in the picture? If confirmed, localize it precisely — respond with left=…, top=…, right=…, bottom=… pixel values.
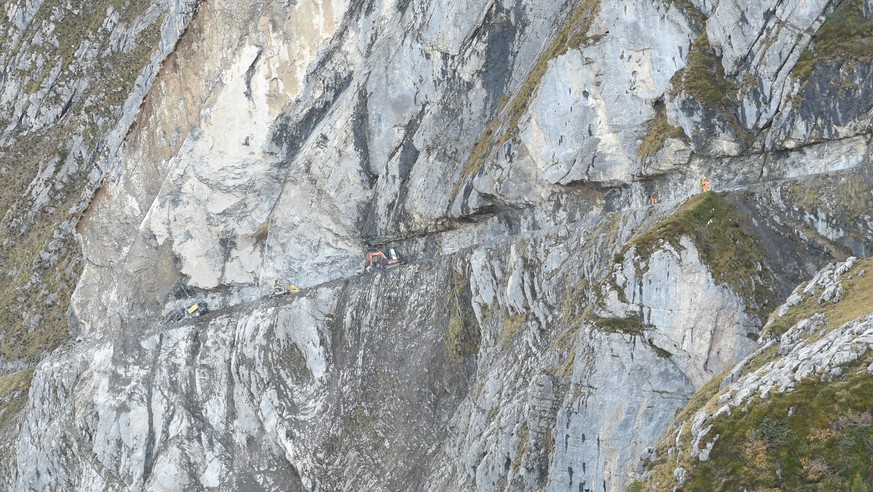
left=368, top=251, right=389, bottom=267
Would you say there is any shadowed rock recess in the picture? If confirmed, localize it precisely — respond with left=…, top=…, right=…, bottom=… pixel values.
left=0, top=0, right=872, bottom=490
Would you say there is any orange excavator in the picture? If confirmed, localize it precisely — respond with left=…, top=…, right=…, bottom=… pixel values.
left=366, top=248, right=405, bottom=271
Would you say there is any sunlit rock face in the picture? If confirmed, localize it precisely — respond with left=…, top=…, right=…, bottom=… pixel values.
left=2, top=0, right=873, bottom=490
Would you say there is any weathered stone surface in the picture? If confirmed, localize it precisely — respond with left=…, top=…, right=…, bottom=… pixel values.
left=2, top=0, right=873, bottom=491
left=608, top=237, right=758, bottom=388
left=676, top=258, right=873, bottom=467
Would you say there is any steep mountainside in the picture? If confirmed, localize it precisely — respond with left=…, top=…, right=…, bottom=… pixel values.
left=639, top=256, right=873, bottom=490
left=0, top=0, right=872, bottom=490
left=0, top=0, right=198, bottom=366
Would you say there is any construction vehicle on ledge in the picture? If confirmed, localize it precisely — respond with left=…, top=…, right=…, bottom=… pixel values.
left=366, top=248, right=405, bottom=272
left=273, top=280, right=300, bottom=296
left=186, top=302, right=207, bottom=317
left=167, top=301, right=207, bottom=322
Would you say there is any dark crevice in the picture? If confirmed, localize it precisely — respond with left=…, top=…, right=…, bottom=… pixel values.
left=386, top=107, right=426, bottom=229
left=57, top=92, right=76, bottom=122
left=141, top=333, right=164, bottom=484
left=353, top=82, right=376, bottom=187
left=243, top=48, right=264, bottom=100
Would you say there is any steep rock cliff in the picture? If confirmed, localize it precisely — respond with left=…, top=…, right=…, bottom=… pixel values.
left=0, top=0, right=872, bottom=490
left=0, top=0, right=199, bottom=364
left=640, top=256, right=873, bottom=490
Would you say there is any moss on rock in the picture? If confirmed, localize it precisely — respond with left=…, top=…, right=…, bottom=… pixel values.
left=638, top=101, right=686, bottom=161
left=445, top=268, right=481, bottom=363
left=671, top=33, right=736, bottom=110
left=459, top=0, right=602, bottom=183
left=0, top=369, right=34, bottom=429
left=793, top=0, right=873, bottom=79
left=623, top=192, right=777, bottom=317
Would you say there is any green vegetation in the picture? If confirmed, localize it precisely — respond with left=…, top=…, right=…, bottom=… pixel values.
left=671, top=33, right=736, bottom=109
left=626, top=480, right=645, bottom=492
left=499, top=311, right=525, bottom=345
left=793, top=0, right=873, bottom=79
left=853, top=472, right=870, bottom=492
left=100, top=16, right=165, bottom=110
left=836, top=177, right=873, bottom=218
left=459, top=0, right=601, bottom=182
left=52, top=0, right=126, bottom=67
left=281, top=344, right=311, bottom=382
left=674, top=366, right=733, bottom=427
left=638, top=101, right=686, bottom=161
left=0, top=213, right=82, bottom=360
left=664, top=0, right=706, bottom=28
left=0, top=0, right=160, bottom=364
left=668, top=31, right=752, bottom=146
left=644, top=258, right=873, bottom=491
left=764, top=258, right=873, bottom=339
left=785, top=175, right=873, bottom=217
left=591, top=313, right=645, bottom=336
left=559, top=277, right=590, bottom=325
left=550, top=326, right=581, bottom=377
left=673, top=373, right=873, bottom=491
left=621, top=192, right=776, bottom=317
left=0, top=369, right=34, bottom=428
left=780, top=172, right=873, bottom=261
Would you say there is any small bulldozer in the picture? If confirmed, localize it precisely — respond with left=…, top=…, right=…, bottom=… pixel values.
left=366, top=248, right=405, bottom=272
left=166, top=301, right=207, bottom=323
left=186, top=302, right=207, bottom=317
left=273, top=280, right=300, bottom=296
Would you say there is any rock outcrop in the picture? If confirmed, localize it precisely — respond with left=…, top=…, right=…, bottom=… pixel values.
left=0, top=0, right=872, bottom=490
left=641, top=257, right=873, bottom=490
left=0, top=0, right=200, bottom=365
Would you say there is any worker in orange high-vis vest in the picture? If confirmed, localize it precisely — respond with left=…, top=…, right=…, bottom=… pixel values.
left=701, top=176, right=711, bottom=192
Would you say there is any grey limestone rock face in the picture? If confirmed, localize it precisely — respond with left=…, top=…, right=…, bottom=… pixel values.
left=521, top=0, right=694, bottom=186
left=0, top=0, right=200, bottom=367
left=2, top=0, right=873, bottom=490
left=606, top=237, right=758, bottom=388
left=17, top=199, right=853, bottom=490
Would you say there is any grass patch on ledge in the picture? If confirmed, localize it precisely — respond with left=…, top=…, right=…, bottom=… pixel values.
left=499, top=311, right=525, bottom=345
left=763, top=258, right=873, bottom=340
left=670, top=32, right=736, bottom=109
left=459, top=0, right=602, bottom=183
left=0, top=369, right=34, bottom=428
left=591, top=313, right=645, bottom=336
left=0, top=369, right=34, bottom=398
left=793, top=0, right=873, bottom=79
left=621, top=192, right=775, bottom=316
left=637, top=101, right=686, bottom=160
